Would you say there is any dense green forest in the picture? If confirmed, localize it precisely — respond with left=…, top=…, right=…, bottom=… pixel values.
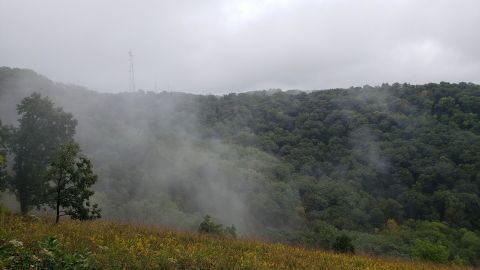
left=0, top=67, right=479, bottom=265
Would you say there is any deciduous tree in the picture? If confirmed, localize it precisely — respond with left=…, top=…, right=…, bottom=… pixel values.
left=10, top=93, right=77, bottom=214
left=45, top=140, right=100, bottom=223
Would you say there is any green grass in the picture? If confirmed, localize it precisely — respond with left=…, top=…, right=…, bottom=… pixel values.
left=0, top=214, right=471, bottom=269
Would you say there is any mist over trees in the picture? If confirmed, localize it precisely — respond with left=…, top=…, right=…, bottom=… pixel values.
left=10, top=93, right=77, bottom=214
left=0, top=67, right=479, bottom=265
left=0, top=87, right=99, bottom=224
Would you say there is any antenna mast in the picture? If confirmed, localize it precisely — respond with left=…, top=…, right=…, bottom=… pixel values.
left=128, top=50, right=136, bottom=91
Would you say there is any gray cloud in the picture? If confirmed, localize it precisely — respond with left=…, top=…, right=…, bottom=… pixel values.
left=1, top=0, right=479, bottom=93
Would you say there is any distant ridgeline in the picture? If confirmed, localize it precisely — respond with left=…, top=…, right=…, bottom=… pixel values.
left=1, top=67, right=479, bottom=265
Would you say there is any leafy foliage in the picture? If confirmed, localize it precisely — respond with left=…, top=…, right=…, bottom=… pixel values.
left=45, top=140, right=100, bottom=223
left=9, top=93, right=77, bottom=213
left=0, top=235, right=91, bottom=269
left=1, top=68, right=480, bottom=265
left=198, top=215, right=237, bottom=238
left=199, top=215, right=224, bottom=235
left=333, top=234, right=355, bottom=254
left=196, top=83, right=480, bottom=233
left=410, top=239, right=449, bottom=264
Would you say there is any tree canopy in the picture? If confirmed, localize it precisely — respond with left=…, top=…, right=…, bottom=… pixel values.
left=45, top=140, right=100, bottom=223
left=10, top=93, right=77, bottom=213
left=1, top=68, right=479, bottom=265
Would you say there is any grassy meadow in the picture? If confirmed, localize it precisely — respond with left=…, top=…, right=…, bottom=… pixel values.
left=0, top=214, right=472, bottom=270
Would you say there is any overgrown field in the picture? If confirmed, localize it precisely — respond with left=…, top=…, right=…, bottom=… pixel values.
left=0, top=214, right=470, bottom=269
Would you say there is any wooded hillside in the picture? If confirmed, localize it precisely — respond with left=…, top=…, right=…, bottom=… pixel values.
left=1, top=67, right=479, bottom=265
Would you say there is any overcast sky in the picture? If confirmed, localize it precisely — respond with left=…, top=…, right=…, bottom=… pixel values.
left=1, top=0, right=479, bottom=94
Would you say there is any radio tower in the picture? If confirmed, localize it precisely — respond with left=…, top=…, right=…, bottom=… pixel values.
left=128, top=50, right=136, bottom=92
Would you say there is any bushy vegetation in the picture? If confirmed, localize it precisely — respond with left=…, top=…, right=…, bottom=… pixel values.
left=0, top=235, right=91, bottom=270
left=0, top=214, right=467, bottom=269
left=199, top=215, right=224, bottom=235
left=199, top=215, right=237, bottom=238
left=333, top=234, right=355, bottom=254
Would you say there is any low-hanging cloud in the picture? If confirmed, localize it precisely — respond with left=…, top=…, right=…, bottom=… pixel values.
left=0, top=69, right=304, bottom=234
left=1, top=0, right=479, bottom=93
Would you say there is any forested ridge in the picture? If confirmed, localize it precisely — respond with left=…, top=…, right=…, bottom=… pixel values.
left=1, top=67, right=479, bottom=265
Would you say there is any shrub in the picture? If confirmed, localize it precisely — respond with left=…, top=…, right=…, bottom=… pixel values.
left=198, top=215, right=223, bottom=235
left=224, top=224, right=237, bottom=238
left=410, top=239, right=449, bottom=264
left=0, top=236, right=91, bottom=269
left=333, top=234, right=355, bottom=254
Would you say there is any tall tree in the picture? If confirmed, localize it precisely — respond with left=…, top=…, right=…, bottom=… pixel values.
left=45, top=140, right=100, bottom=223
left=11, top=93, right=77, bottom=214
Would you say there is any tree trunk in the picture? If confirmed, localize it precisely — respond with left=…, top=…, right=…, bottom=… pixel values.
left=55, top=189, right=60, bottom=223
left=19, top=188, right=29, bottom=215
left=55, top=202, right=60, bottom=223
left=55, top=171, right=64, bottom=224
left=20, top=199, right=28, bottom=215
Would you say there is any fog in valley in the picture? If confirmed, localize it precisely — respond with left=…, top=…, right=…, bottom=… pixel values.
left=1, top=1, right=480, bottom=265
left=0, top=71, right=304, bottom=234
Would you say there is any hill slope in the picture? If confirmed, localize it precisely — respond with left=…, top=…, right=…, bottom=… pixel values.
left=1, top=67, right=480, bottom=265
left=0, top=214, right=467, bottom=270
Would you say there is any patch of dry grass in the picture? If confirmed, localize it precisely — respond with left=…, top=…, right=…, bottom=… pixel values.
left=0, top=214, right=471, bottom=269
